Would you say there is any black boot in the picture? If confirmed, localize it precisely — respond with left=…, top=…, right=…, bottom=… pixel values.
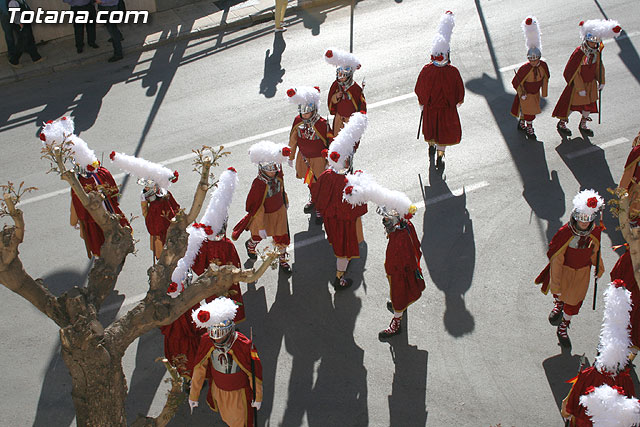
left=333, top=276, right=352, bottom=290
left=436, top=153, right=445, bottom=171
left=517, top=119, right=526, bottom=132
left=548, top=300, right=564, bottom=326
left=245, top=239, right=258, bottom=260
left=557, top=318, right=571, bottom=347
left=526, top=123, right=537, bottom=140
left=379, top=316, right=402, bottom=338
left=579, top=117, right=594, bottom=137
left=557, top=120, right=572, bottom=136
left=303, top=198, right=314, bottom=214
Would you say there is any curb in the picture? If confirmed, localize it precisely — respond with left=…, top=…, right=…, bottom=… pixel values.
left=0, top=0, right=341, bottom=87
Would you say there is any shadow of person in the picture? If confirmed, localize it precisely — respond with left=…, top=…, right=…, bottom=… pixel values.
left=422, top=162, right=475, bottom=337
left=542, top=347, right=590, bottom=415
left=384, top=311, right=429, bottom=426
left=294, top=4, right=328, bottom=36
left=33, top=267, right=123, bottom=427
left=259, top=33, right=286, bottom=98
left=465, top=72, right=566, bottom=245
left=555, top=136, right=624, bottom=246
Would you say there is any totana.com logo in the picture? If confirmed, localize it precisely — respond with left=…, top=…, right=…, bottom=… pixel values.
left=9, top=7, right=148, bottom=24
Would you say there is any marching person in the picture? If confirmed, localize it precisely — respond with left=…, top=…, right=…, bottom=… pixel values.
left=552, top=19, right=622, bottom=137
left=39, top=117, right=129, bottom=258
left=414, top=10, right=464, bottom=171
left=189, top=297, right=263, bottom=427
left=325, top=48, right=366, bottom=137
left=286, top=86, right=332, bottom=220
left=109, top=151, right=180, bottom=261
left=341, top=170, right=423, bottom=337
left=510, top=16, right=550, bottom=140
left=609, top=247, right=640, bottom=361
left=617, top=130, right=640, bottom=226
left=313, top=112, right=368, bottom=290
left=534, top=189, right=604, bottom=346
left=561, top=280, right=636, bottom=425
left=232, top=141, right=292, bottom=274
left=164, top=168, right=244, bottom=379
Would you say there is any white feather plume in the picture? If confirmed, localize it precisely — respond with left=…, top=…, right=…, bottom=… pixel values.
left=342, top=171, right=415, bottom=216
left=580, top=19, right=622, bottom=41
left=170, top=169, right=238, bottom=286
left=191, top=296, right=238, bottom=329
left=327, top=112, right=368, bottom=170
left=324, top=48, right=361, bottom=70
left=109, top=152, right=176, bottom=191
left=595, top=281, right=633, bottom=374
left=522, top=16, right=542, bottom=51
left=248, top=140, right=289, bottom=165
left=573, top=189, right=604, bottom=217
left=39, top=117, right=75, bottom=145
left=286, top=86, right=321, bottom=108
left=431, top=11, right=455, bottom=56
left=68, top=134, right=99, bottom=169
left=580, top=384, right=640, bottom=427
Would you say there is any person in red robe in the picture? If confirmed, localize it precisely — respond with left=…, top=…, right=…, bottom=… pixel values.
left=552, top=19, right=622, bottom=137
left=562, top=280, right=636, bottom=425
left=232, top=141, right=291, bottom=273
left=535, top=190, right=604, bottom=346
left=617, top=131, right=640, bottom=225
left=189, top=297, right=263, bottom=427
left=609, top=249, right=640, bottom=360
left=414, top=10, right=464, bottom=171
left=313, top=112, right=368, bottom=289
left=510, top=16, right=550, bottom=140
left=109, top=151, right=181, bottom=261
left=286, top=86, right=333, bottom=221
left=164, top=168, right=241, bottom=379
left=324, top=49, right=366, bottom=139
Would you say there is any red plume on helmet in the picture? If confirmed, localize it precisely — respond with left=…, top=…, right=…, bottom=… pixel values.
left=325, top=49, right=333, bottom=58
left=286, top=88, right=296, bottom=97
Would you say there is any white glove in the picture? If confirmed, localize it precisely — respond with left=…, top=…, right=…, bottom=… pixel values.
left=189, top=399, right=198, bottom=414
left=419, top=104, right=423, bottom=111
left=73, top=224, right=80, bottom=230
left=521, top=95, right=527, bottom=100
left=578, top=90, right=587, bottom=97
left=258, top=229, right=268, bottom=240
left=287, top=159, right=294, bottom=168
left=598, top=83, right=605, bottom=91
left=251, top=401, right=262, bottom=410
left=456, top=101, right=463, bottom=107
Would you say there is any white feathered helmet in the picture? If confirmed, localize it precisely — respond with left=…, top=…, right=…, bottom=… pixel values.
left=69, top=134, right=100, bottom=173
left=192, top=297, right=238, bottom=339
left=580, top=19, right=622, bottom=44
left=522, top=16, right=542, bottom=60
left=431, top=11, right=455, bottom=66
left=579, top=384, right=640, bottom=427
left=249, top=140, right=291, bottom=173
left=571, top=189, right=604, bottom=223
left=109, top=151, right=178, bottom=192
left=168, top=168, right=238, bottom=297
left=594, top=280, right=633, bottom=375
left=325, top=111, right=367, bottom=173
left=286, top=86, right=321, bottom=115
left=324, top=48, right=361, bottom=88
left=39, top=116, right=75, bottom=146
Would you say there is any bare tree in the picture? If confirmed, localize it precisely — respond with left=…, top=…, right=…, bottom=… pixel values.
left=0, top=142, right=276, bottom=426
left=611, top=188, right=640, bottom=286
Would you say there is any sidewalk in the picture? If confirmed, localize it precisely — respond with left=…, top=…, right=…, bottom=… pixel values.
left=0, top=0, right=338, bottom=86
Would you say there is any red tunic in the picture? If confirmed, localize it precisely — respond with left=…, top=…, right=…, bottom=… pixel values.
left=609, top=250, right=640, bottom=350
left=327, top=81, right=366, bottom=118
left=71, top=166, right=130, bottom=256
left=621, top=146, right=640, bottom=190
left=552, top=47, right=602, bottom=120
left=510, top=61, right=550, bottom=118
left=385, top=221, right=425, bottom=312
left=145, top=191, right=180, bottom=243
left=564, top=367, right=635, bottom=426
left=313, top=169, right=367, bottom=258
left=414, top=63, right=465, bottom=146
left=192, top=332, right=263, bottom=426
left=289, top=115, right=332, bottom=159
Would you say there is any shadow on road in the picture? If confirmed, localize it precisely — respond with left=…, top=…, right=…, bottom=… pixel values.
left=259, top=32, right=286, bottom=98
left=542, top=346, right=589, bottom=416
left=421, top=162, right=475, bottom=337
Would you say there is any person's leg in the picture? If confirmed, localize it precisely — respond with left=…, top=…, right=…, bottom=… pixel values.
left=0, top=13, right=18, bottom=61
left=23, top=24, right=42, bottom=62
left=86, top=4, right=98, bottom=47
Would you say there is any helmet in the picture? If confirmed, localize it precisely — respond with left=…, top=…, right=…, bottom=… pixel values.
left=191, top=297, right=238, bottom=341
left=430, top=11, right=455, bottom=67
left=259, top=162, right=280, bottom=173
left=569, top=189, right=603, bottom=234
left=377, top=206, right=405, bottom=234
left=336, top=66, right=355, bottom=89
left=527, top=46, right=541, bottom=61
left=209, top=319, right=235, bottom=340
left=431, top=52, right=450, bottom=67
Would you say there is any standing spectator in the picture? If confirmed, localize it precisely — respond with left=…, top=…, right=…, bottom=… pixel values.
left=274, top=0, right=286, bottom=32
left=7, top=0, right=44, bottom=66
left=63, top=0, right=98, bottom=54
left=95, top=0, right=123, bottom=62
left=0, top=0, right=18, bottom=66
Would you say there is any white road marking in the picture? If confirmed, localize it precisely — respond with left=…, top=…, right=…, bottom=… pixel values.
left=18, top=93, right=419, bottom=206
left=604, top=31, right=640, bottom=45
left=565, top=137, right=629, bottom=159
left=499, top=58, right=547, bottom=74
left=415, top=180, right=490, bottom=208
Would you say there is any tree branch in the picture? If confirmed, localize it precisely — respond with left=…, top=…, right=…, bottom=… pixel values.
left=106, top=252, right=278, bottom=354
left=618, top=195, right=640, bottom=288
left=185, top=158, right=211, bottom=225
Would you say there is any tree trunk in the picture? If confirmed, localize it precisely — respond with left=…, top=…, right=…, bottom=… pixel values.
left=60, top=339, right=128, bottom=427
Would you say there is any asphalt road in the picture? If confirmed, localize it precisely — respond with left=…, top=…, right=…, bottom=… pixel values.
left=1, top=0, right=640, bottom=425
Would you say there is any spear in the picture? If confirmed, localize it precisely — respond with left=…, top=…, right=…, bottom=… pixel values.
left=250, top=327, right=258, bottom=426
